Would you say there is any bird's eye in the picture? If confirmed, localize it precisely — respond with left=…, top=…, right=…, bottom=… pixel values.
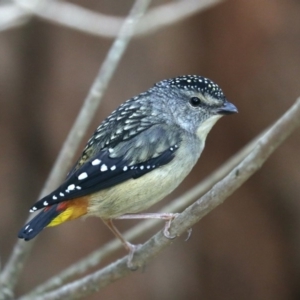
left=189, top=97, right=201, bottom=107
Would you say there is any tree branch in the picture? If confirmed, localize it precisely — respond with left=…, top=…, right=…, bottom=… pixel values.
left=0, top=4, right=31, bottom=31
left=0, top=0, right=152, bottom=298
left=22, top=98, right=300, bottom=300
left=11, top=0, right=224, bottom=38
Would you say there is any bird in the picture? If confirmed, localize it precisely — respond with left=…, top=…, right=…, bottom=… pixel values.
left=18, top=75, right=237, bottom=263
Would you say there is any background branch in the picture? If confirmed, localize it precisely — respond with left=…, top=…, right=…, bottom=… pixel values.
left=0, top=0, right=152, bottom=298
left=0, top=4, right=31, bottom=31
left=10, top=0, right=224, bottom=38
left=22, top=98, right=300, bottom=300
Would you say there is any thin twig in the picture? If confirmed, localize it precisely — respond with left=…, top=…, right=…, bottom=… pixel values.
left=12, top=0, right=224, bottom=38
left=0, top=4, right=31, bottom=31
left=22, top=98, right=300, bottom=300
left=0, top=0, right=152, bottom=298
left=22, top=124, right=263, bottom=298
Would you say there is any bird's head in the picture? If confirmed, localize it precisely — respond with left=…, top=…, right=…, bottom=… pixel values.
left=153, top=75, right=238, bottom=139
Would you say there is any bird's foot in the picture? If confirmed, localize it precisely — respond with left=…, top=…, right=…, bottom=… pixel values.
left=125, top=242, right=142, bottom=270
left=162, top=213, right=179, bottom=239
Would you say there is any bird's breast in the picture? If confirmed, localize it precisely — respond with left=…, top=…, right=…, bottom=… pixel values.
left=87, top=134, right=203, bottom=219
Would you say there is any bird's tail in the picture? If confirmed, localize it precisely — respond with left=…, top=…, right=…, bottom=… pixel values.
left=18, top=198, right=88, bottom=241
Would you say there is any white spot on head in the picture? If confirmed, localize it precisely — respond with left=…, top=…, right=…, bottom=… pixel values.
left=92, top=159, right=101, bottom=166
left=123, top=166, right=128, bottom=171
left=52, top=195, right=57, bottom=200
left=43, top=201, right=48, bottom=206
left=78, top=172, right=88, bottom=180
left=110, top=165, right=116, bottom=171
left=101, top=164, right=108, bottom=172
left=68, top=184, right=75, bottom=191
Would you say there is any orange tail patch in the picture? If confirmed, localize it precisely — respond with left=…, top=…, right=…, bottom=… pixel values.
left=47, top=197, right=88, bottom=227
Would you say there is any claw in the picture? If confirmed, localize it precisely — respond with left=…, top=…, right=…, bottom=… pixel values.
left=126, top=242, right=142, bottom=270
left=185, top=228, right=192, bottom=241
left=163, top=213, right=179, bottom=239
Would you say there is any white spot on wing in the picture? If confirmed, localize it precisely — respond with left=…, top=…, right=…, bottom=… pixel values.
left=78, top=172, right=88, bottom=180
left=52, top=195, right=57, bottom=200
left=68, top=184, right=75, bottom=191
left=43, top=201, right=48, bottom=206
left=116, top=128, right=123, bottom=134
left=92, top=159, right=101, bottom=166
left=110, top=165, right=116, bottom=171
left=101, top=164, right=108, bottom=172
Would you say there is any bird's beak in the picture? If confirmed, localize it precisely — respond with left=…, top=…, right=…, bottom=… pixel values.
left=217, top=101, right=238, bottom=115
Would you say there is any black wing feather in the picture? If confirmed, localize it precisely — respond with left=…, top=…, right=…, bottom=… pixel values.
left=30, top=124, right=181, bottom=212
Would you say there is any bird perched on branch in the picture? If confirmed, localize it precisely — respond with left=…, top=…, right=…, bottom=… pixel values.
left=18, top=75, right=237, bottom=264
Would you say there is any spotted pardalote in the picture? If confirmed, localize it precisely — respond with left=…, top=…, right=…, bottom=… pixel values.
left=18, top=75, right=237, bottom=261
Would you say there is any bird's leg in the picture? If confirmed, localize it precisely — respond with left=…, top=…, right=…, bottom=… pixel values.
left=116, top=213, right=179, bottom=239
left=102, top=219, right=141, bottom=269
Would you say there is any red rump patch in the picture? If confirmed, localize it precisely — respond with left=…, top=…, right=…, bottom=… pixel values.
left=56, top=202, right=68, bottom=211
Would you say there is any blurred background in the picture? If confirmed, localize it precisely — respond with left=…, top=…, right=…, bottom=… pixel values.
left=1, top=0, right=300, bottom=299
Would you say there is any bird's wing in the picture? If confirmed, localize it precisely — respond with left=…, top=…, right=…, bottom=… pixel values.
left=66, top=94, right=157, bottom=177
left=30, top=124, right=182, bottom=212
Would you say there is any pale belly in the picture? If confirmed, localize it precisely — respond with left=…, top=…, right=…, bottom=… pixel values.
left=87, top=136, right=203, bottom=219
